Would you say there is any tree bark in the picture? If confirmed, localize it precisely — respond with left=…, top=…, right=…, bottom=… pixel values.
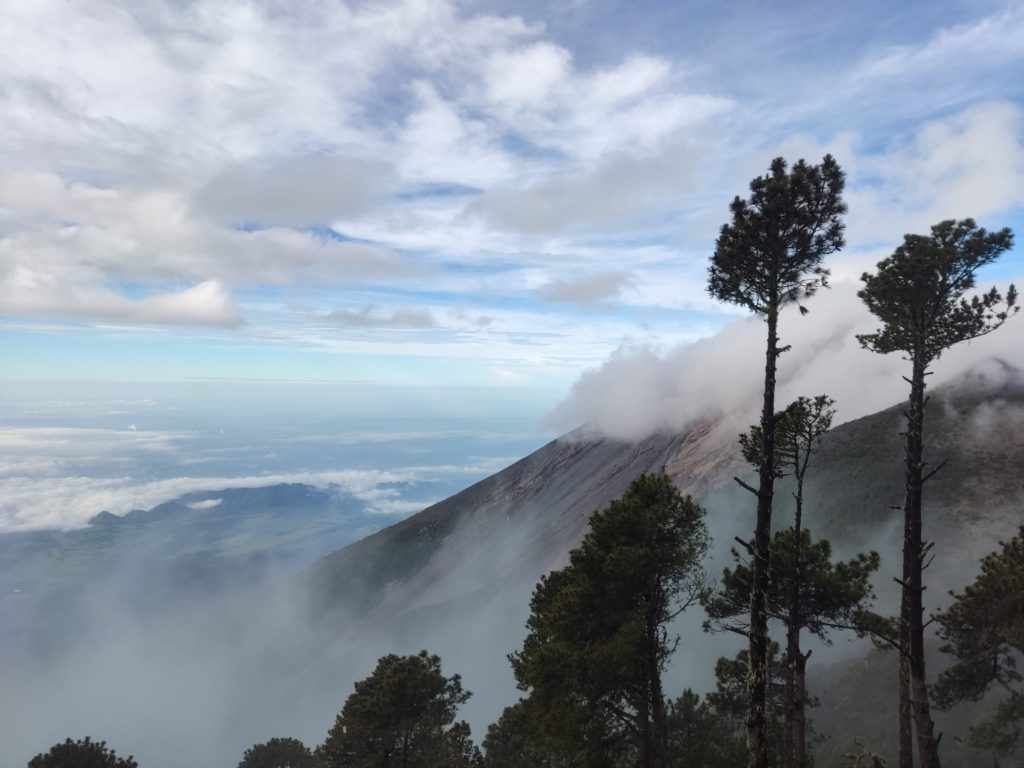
left=785, top=464, right=806, bottom=768
left=903, top=354, right=941, bottom=768
left=638, top=667, right=652, bottom=768
left=899, top=486, right=913, bottom=768
left=899, top=644, right=913, bottom=768
left=645, top=588, right=669, bottom=768
left=748, top=305, right=779, bottom=768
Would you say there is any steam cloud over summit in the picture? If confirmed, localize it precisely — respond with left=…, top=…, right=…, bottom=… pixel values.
left=550, top=277, right=1024, bottom=441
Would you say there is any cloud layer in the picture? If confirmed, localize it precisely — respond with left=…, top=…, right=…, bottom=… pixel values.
left=550, top=277, right=1024, bottom=441
left=1, top=0, right=1020, bottom=383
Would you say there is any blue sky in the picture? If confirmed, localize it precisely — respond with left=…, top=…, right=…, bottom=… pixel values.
left=0, top=0, right=1023, bottom=529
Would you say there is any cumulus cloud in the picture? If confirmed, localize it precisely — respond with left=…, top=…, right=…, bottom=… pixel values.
left=550, top=277, right=1024, bottom=441
left=0, top=273, right=244, bottom=327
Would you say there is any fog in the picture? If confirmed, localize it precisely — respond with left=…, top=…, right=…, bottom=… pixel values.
left=549, top=276, right=1024, bottom=441
left=4, top=279, right=1023, bottom=767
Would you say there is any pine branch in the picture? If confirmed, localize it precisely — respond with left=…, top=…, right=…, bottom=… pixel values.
left=733, top=476, right=760, bottom=496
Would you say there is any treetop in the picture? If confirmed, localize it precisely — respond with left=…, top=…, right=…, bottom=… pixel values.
left=708, top=154, right=846, bottom=316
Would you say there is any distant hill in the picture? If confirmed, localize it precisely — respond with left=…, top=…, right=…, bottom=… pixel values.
left=0, top=482, right=386, bottom=607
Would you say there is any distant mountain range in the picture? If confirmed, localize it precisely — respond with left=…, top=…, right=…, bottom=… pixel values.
left=0, top=483, right=387, bottom=608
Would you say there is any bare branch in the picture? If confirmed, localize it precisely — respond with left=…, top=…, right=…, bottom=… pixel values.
left=922, top=459, right=948, bottom=484
left=733, top=476, right=760, bottom=496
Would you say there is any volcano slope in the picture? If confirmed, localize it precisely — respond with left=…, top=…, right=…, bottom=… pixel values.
left=304, top=364, right=1024, bottom=763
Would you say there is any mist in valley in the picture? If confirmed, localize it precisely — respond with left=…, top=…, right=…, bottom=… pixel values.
left=5, top=295, right=1024, bottom=766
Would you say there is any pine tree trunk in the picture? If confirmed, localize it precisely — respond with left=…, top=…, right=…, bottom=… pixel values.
left=783, top=629, right=797, bottom=768
left=639, top=677, right=652, bottom=768
left=899, top=642, right=913, bottom=768
left=903, top=354, right=941, bottom=768
left=651, top=643, right=669, bottom=768
left=786, top=475, right=806, bottom=768
left=646, top=589, right=669, bottom=768
left=748, top=306, right=779, bottom=768
left=794, top=650, right=808, bottom=768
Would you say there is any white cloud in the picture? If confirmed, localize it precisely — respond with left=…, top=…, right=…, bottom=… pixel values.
left=187, top=498, right=222, bottom=510
left=538, top=271, right=635, bottom=304
left=0, top=0, right=1019, bottom=375
left=550, top=277, right=1024, bottom=441
left=845, top=101, right=1024, bottom=247
left=483, top=43, right=572, bottom=113
left=0, top=272, right=243, bottom=327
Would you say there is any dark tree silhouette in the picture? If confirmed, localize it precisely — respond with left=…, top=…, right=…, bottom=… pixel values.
left=666, top=689, right=746, bottom=767
left=708, top=157, right=847, bottom=768
left=321, top=650, right=476, bottom=768
left=858, top=218, right=1017, bottom=768
left=729, top=395, right=874, bottom=768
left=510, top=474, right=709, bottom=768
left=482, top=700, right=572, bottom=768
left=237, top=737, right=319, bottom=768
left=933, top=526, right=1024, bottom=762
left=28, top=737, right=138, bottom=768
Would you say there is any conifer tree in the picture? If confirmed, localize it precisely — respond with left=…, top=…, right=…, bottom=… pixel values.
left=482, top=700, right=574, bottom=768
left=706, top=397, right=880, bottom=768
left=28, top=738, right=138, bottom=768
left=321, top=651, right=475, bottom=768
left=728, top=395, right=874, bottom=768
left=510, top=474, right=709, bottom=768
left=237, top=737, right=319, bottom=768
left=708, top=156, right=846, bottom=768
left=857, top=218, right=1017, bottom=768
left=707, top=645, right=789, bottom=764
left=666, top=689, right=747, bottom=767
left=933, top=526, right=1024, bottom=763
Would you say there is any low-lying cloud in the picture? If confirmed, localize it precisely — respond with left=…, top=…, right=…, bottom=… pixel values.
left=549, top=276, right=1024, bottom=441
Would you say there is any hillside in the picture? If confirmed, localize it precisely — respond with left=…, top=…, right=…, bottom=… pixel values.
left=304, top=362, right=1024, bottom=763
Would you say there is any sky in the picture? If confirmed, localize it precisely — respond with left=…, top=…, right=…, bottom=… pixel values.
left=1, top=0, right=1023, bottom=528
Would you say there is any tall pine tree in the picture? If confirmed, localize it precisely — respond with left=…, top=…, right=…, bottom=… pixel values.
left=708, top=156, right=846, bottom=768
left=857, top=218, right=1017, bottom=768
left=706, top=397, right=879, bottom=768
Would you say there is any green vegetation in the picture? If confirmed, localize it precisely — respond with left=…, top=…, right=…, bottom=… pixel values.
left=858, top=218, right=1017, bottom=768
left=510, top=474, right=709, bottom=767
left=708, top=155, right=847, bottom=768
left=28, top=738, right=137, bottom=768
left=237, top=737, right=320, bottom=768
left=933, top=526, right=1024, bottom=763
left=321, top=650, right=479, bottom=768
left=708, top=396, right=879, bottom=768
